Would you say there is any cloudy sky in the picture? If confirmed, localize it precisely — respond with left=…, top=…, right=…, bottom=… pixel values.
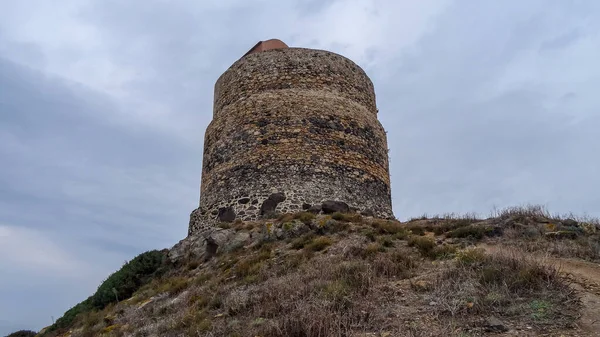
left=1, top=0, right=599, bottom=333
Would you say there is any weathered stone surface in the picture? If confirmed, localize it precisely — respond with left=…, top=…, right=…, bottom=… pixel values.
left=169, top=228, right=236, bottom=263
left=273, top=220, right=311, bottom=239
left=268, top=192, right=286, bottom=203
left=259, top=192, right=287, bottom=215
left=218, top=207, right=236, bottom=222
left=307, top=205, right=322, bottom=214
left=188, top=45, right=395, bottom=234
left=361, top=209, right=375, bottom=217
left=321, top=200, right=350, bottom=214
left=484, top=316, right=509, bottom=332
left=168, top=232, right=207, bottom=263
left=260, top=199, right=278, bottom=215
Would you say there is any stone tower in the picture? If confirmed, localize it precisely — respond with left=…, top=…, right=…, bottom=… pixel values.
left=189, top=39, right=393, bottom=235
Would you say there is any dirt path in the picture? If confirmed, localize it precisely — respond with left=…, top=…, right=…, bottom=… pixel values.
left=480, top=243, right=600, bottom=335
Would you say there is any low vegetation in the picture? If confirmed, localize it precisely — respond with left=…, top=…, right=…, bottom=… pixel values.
left=36, top=206, right=599, bottom=337
left=5, top=330, right=37, bottom=337
left=430, top=248, right=578, bottom=329
left=44, top=250, right=167, bottom=335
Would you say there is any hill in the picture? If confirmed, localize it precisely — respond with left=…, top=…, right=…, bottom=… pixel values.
left=33, top=206, right=600, bottom=337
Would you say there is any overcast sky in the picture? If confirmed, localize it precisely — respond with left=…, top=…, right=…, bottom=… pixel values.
left=1, top=0, right=599, bottom=333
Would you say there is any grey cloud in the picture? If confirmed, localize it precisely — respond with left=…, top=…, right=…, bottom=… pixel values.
left=1, top=0, right=600, bottom=334
left=376, top=0, right=600, bottom=217
left=540, top=29, right=582, bottom=51
left=0, top=57, right=199, bottom=332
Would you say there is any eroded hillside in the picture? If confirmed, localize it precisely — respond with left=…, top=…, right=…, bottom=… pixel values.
left=38, top=206, right=600, bottom=337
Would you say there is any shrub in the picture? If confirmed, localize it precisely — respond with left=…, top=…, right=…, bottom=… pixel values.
left=429, top=245, right=457, bottom=259
left=446, top=225, right=501, bottom=240
left=364, top=230, right=377, bottom=242
left=45, top=250, right=167, bottom=334
left=278, top=213, right=295, bottom=223
left=365, top=242, right=384, bottom=256
left=378, top=236, right=394, bottom=247
left=392, top=230, right=411, bottom=240
left=407, top=236, right=455, bottom=259
left=372, top=252, right=415, bottom=278
left=44, top=298, right=93, bottom=334
left=306, top=236, right=333, bottom=251
left=233, top=249, right=272, bottom=279
left=429, top=219, right=478, bottom=235
left=217, top=222, right=232, bottom=229
left=430, top=250, right=573, bottom=322
left=408, top=236, right=436, bottom=253
left=331, top=212, right=363, bottom=223
left=91, top=250, right=166, bottom=309
left=294, top=212, right=316, bottom=225
left=291, top=233, right=316, bottom=250
left=477, top=254, right=559, bottom=294
left=456, top=248, right=486, bottom=265
left=406, top=225, right=426, bottom=236
left=153, top=276, right=190, bottom=295
left=371, top=220, right=406, bottom=234
left=6, top=330, right=37, bottom=337
left=332, top=261, right=373, bottom=293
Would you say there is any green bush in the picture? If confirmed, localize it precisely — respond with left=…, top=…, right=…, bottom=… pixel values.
left=446, top=225, right=501, bottom=240
left=6, top=330, right=37, bottom=337
left=45, top=297, right=94, bottom=333
left=331, top=212, right=363, bottom=223
left=306, top=236, right=333, bottom=251
left=44, top=250, right=167, bottom=335
left=91, top=250, right=166, bottom=309
left=293, top=212, right=316, bottom=225
left=407, top=236, right=435, bottom=253
left=371, top=220, right=405, bottom=234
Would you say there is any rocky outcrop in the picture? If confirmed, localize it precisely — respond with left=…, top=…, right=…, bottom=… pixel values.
left=170, top=220, right=311, bottom=264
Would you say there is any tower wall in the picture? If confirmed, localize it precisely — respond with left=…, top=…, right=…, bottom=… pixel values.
left=189, top=47, right=393, bottom=234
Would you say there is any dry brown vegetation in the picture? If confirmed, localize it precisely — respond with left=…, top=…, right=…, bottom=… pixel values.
left=41, top=205, right=600, bottom=337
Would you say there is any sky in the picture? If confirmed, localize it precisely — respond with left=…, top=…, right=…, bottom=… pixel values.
left=1, top=0, right=599, bottom=334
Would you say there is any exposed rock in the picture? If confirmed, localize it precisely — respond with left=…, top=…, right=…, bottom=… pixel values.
left=484, top=315, right=509, bottom=332
left=207, top=228, right=236, bottom=247
left=238, top=198, right=250, bottom=204
left=302, top=203, right=311, bottom=210
left=260, top=193, right=287, bottom=215
left=168, top=228, right=236, bottom=263
left=321, top=200, right=350, bottom=214
left=273, top=220, right=311, bottom=239
left=168, top=233, right=207, bottom=263
left=361, top=209, right=375, bottom=217
left=307, top=205, right=322, bottom=214
left=269, top=192, right=286, bottom=203
left=218, top=207, right=236, bottom=222
left=223, top=231, right=250, bottom=252
left=260, top=199, right=278, bottom=215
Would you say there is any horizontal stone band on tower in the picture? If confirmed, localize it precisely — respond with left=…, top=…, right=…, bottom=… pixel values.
left=189, top=41, right=393, bottom=235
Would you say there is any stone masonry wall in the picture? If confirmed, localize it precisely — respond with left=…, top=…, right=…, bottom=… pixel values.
left=189, top=47, right=393, bottom=235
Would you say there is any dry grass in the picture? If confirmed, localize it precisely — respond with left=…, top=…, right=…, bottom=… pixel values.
left=331, top=212, right=363, bottom=223
left=429, top=248, right=578, bottom=329
left=46, top=208, right=596, bottom=337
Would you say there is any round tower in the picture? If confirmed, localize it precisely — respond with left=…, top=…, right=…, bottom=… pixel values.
left=189, top=39, right=393, bottom=234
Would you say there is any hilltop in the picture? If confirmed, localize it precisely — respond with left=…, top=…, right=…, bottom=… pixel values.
left=29, top=206, right=600, bottom=337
